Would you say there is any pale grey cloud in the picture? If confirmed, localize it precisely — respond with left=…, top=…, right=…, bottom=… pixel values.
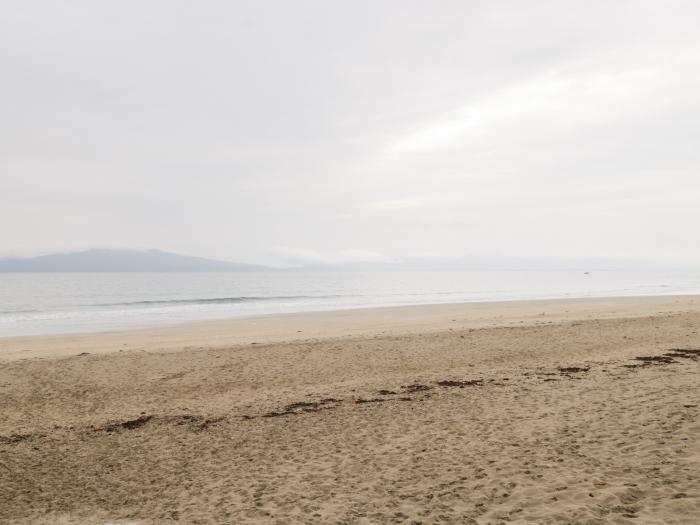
left=1, top=1, right=699, bottom=266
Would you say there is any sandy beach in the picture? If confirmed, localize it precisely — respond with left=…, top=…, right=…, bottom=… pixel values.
left=1, top=295, right=699, bottom=524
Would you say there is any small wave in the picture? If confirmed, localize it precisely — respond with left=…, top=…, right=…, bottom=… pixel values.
left=94, top=294, right=353, bottom=308
left=0, top=308, right=40, bottom=315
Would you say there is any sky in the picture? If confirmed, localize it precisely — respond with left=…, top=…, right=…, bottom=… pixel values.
left=2, top=1, right=699, bottom=268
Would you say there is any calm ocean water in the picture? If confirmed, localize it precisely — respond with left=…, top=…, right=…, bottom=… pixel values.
left=1, top=271, right=699, bottom=337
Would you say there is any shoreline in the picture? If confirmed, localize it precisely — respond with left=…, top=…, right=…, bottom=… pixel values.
left=2, top=294, right=699, bottom=362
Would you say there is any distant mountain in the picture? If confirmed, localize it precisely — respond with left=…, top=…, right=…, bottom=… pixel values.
left=0, top=249, right=273, bottom=272
left=291, top=256, right=540, bottom=272
left=0, top=249, right=685, bottom=273
left=291, top=255, right=682, bottom=272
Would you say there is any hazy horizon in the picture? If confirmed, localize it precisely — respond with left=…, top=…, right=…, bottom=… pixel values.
left=3, top=1, right=700, bottom=268
left=0, top=247, right=698, bottom=272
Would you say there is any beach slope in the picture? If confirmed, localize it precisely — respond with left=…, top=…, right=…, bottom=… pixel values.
left=1, top=296, right=699, bottom=523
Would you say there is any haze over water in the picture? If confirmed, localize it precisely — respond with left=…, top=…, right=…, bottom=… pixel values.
left=2, top=271, right=700, bottom=337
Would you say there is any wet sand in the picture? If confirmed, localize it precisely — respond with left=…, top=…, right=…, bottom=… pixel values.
left=1, top=296, right=699, bottom=523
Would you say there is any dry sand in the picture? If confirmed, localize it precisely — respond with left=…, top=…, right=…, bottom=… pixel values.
left=1, top=296, right=699, bottom=524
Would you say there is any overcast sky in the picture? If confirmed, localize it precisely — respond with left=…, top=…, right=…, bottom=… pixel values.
left=2, top=1, right=699, bottom=267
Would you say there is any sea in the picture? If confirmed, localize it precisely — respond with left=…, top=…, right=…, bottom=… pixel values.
left=1, top=271, right=700, bottom=337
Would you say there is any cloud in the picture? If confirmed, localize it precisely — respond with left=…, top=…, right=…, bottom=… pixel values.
left=366, top=197, right=427, bottom=211
left=385, top=43, right=700, bottom=159
left=1, top=1, right=700, bottom=266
